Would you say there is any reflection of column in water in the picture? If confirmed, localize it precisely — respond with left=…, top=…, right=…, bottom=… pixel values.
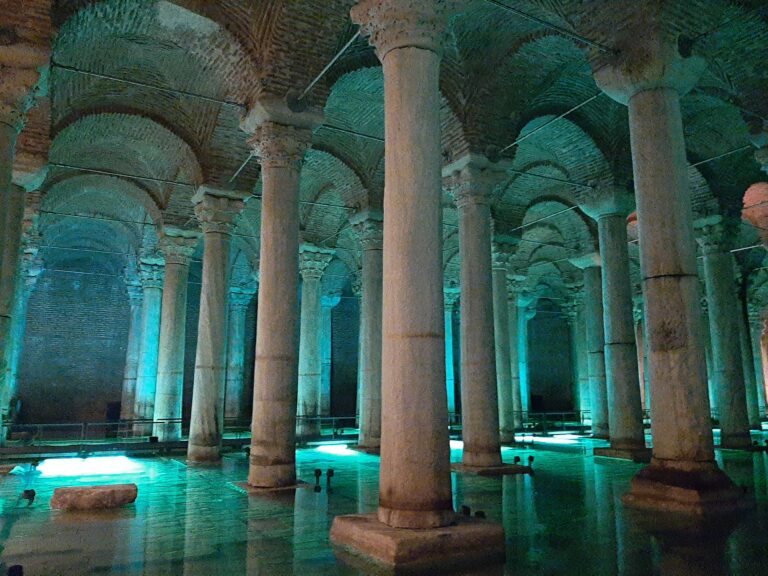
left=502, top=472, right=538, bottom=558
left=357, top=461, right=377, bottom=514
left=246, top=490, right=296, bottom=575
left=610, top=477, right=653, bottom=576
left=142, top=464, right=183, bottom=572
left=584, top=458, right=616, bottom=574
left=292, top=485, right=328, bottom=571
left=653, top=522, right=734, bottom=576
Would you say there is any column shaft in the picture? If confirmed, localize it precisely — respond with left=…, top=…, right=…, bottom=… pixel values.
left=583, top=265, right=609, bottom=438
left=517, top=305, right=531, bottom=414
left=701, top=251, right=750, bottom=447
left=357, top=224, right=383, bottom=449
left=493, top=266, right=513, bottom=442
left=0, top=181, right=24, bottom=407
left=188, top=225, right=234, bottom=461
left=444, top=303, right=456, bottom=414
left=739, top=309, right=760, bottom=429
left=377, top=45, right=452, bottom=528
left=225, top=295, right=250, bottom=421
left=629, top=88, right=713, bottom=466
left=133, top=267, right=163, bottom=429
left=598, top=214, right=644, bottom=449
left=320, top=302, right=333, bottom=416
left=121, top=286, right=143, bottom=420
left=297, top=274, right=323, bottom=437
left=154, top=256, right=192, bottom=441
left=507, top=293, right=522, bottom=429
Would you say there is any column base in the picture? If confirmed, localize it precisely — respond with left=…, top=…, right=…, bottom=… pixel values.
left=232, top=480, right=309, bottom=494
left=719, top=432, right=753, bottom=450
left=349, top=444, right=381, bottom=455
left=591, top=433, right=610, bottom=440
left=451, top=462, right=533, bottom=476
left=247, top=461, right=296, bottom=489
left=499, top=433, right=515, bottom=444
left=594, top=446, right=652, bottom=463
left=187, top=444, right=221, bottom=464
left=622, top=460, right=752, bottom=516
left=331, top=513, right=505, bottom=574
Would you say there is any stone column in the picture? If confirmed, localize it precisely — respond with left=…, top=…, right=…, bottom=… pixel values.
left=447, top=157, right=502, bottom=469
left=575, top=298, right=591, bottom=412
left=225, top=287, right=255, bottom=421
left=121, top=280, right=144, bottom=420
left=297, top=245, right=335, bottom=438
left=748, top=305, right=766, bottom=418
left=333, top=6, right=505, bottom=567
left=343, top=0, right=455, bottom=530
left=572, top=256, right=609, bottom=438
left=320, top=292, right=341, bottom=416
left=738, top=304, right=761, bottom=429
left=507, top=283, right=523, bottom=429
left=701, top=297, right=718, bottom=413
left=187, top=188, right=246, bottom=462
left=695, top=218, right=751, bottom=448
left=352, top=211, right=384, bottom=450
left=247, top=119, right=314, bottom=488
left=561, top=296, right=582, bottom=412
left=583, top=193, right=646, bottom=458
left=518, top=300, right=535, bottom=414
left=633, top=298, right=651, bottom=411
left=492, top=248, right=514, bottom=443
left=444, top=287, right=460, bottom=415
left=595, top=32, right=743, bottom=511
left=153, top=231, right=198, bottom=441
left=133, top=260, right=164, bottom=432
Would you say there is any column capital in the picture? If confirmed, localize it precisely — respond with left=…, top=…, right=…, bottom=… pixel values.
left=632, top=296, right=645, bottom=323
left=592, top=27, right=706, bottom=105
left=579, top=185, right=634, bottom=220
left=350, top=210, right=384, bottom=250
left=138, top=260, right=165, bottom=289
left=247, top=121, right=314, bottom=169
left=569, top=252, right=602, bottom=270
left=444, top=285, right=460, bottom=309
left=125, top=280, right=144, bottom=306
left=491, top=248, right=510, bottom=271
left=322, top=291, right=343, bottom=308
left=351, top=0, right=459, bottom=61
left=192, top=187, right=248, bottom=234
left=694, top=215, right=738, bottom=255
left=229, top=290, right=255, bottom=310
left=443, top=153, right=511, bottom=209
left=351, top=269, right=363, bottom=297
left=299, top=244, right=335, bottom=280
left=160, top=229, right=200, bottom=266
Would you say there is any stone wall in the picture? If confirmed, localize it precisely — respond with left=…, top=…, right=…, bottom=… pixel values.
left=18, top=270, right=129, bottom=423
left=331, top=296, right=359, bottom=417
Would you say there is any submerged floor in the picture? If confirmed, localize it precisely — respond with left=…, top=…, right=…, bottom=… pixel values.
left=0, top=441, right=767, bottom=575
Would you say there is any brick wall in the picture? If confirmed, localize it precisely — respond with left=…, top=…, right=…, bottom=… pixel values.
left=18, top=270, right=129, bottom=423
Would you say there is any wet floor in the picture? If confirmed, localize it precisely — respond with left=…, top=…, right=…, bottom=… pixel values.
left=0, top=440, right=767, bottom=575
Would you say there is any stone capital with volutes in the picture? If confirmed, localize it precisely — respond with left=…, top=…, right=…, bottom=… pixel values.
left=351, top=0, right=459, bottom=61
left=160, top=228, right=200, bottom=267
left=350, top=209, right=384, bottom=251
left=694, top=215, right=738, bottom=255
left=443, top=153, right=511, bottom=210
left=579, top=185, right=634, bottom=220
left=192, top=186, right=248, bottom=235
left=299, top=244, right=335, bottom=281
left=229, top=290, right=255, bottom=310
left=444, top=285, right=460, bottom=309
left=592, top=26, right=706, bottom=105
left=322, top=291, right=343, bottom=309
left=125, top=280, right=144, bottom=307
left=138, top=260, right=164, bottom=290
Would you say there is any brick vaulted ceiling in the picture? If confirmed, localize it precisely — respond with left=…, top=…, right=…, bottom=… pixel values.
left=10, top=0, right=768, bottom=301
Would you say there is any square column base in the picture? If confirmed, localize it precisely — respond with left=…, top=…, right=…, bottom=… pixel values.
left=231, top=480, right=309, bottom=495
left=622, top=463, right=752, bottom=516
left=594, top=446, right=652, bottom=463
left=451, top=463, right=533, bottom=476
left=349, top=445, right=381, bottom=456
left=331, top=513, right=505, bottom=574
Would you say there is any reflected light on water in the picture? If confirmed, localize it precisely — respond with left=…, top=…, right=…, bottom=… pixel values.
left=37, top=456, right=143, bottom=478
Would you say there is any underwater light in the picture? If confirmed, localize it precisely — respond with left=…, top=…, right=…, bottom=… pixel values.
left=37, top=456, right=143, bottom=478
left=315, top=444, right=356, bottom=456
left=449, top=440, right=464, bottom=450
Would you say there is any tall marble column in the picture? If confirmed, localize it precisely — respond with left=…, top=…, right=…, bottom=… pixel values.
left=584, top=193, right=646, bottom=457
left=695, top=218, right=750, bottom=448
left=595, top=30, right=743, bottom=511
left=121, top=279, right=144, bottom=420
left=352, top=211, right=384, bottom=450
left=225, top=286, right=256, bottom=421
left=739, top=305, right=761, bottom=429
left=507, top=282, right=523, bottom=428
left=492, top=248, right=514, bottom=443
left=633, top=298, right=652, bottom=411
left=247, top=118, right=315, bottom=488
left=320, top=292, right=341, bottom=416
left=133, top=260, right=164, bottom=432
left=518, top=299, right=535, bottom=414
left=572, top=256, right=609, bottom=438
left=187, top=188, right=246, bottom=462
left=444, top=286, right=460, bottom=415
left=748, top=305, right=767, bottom=418
left=297, top=245, right=334, bottom=438
left=153, top=231, right=198, bottom=441
left=447, top=157, right=502, bottom=468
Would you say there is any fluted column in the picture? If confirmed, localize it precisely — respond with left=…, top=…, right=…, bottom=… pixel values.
left=187, top=188, right=246, bottom=462
left=121, top=280, right=144, bottom=420
left=297, top=245, right=334, bottom=438
left=320, top=293, right=341, bottom=416
left=583, top=192, right=645, bottom=455
left=153, top=231, right=198, bottom=441
left=444, top=287, right=460, bottom=415
left=133, top=260, right=164, bottom=432
left=696, top=218, right=750, bottom=448
left=346, top=0, right=454, bottom=528
left=225, top=287, right=256, bottom=421
left=595, top=28, right=742, bottom=511
left=507, top=284, right=523, bottom=428
left=572, top=256, right=609, bottom=438
left=492, top=248, right=514, bottom=443
left=247, top=120, right=314, bottom=488
left=353, top=211, right=384, bottom=450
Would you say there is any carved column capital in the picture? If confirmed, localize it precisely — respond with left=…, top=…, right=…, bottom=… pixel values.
left=160, top=229, right=199, bottom=266
left=444, top=285, right=460, bottom=309
left=299, top=245, right=335, bottom=281
left=351, top=210, right=384, bottom=251
left=247, top=121, right=313, bottom=169
left=351, top=0, right=458, bottom=60
left=229, top=290, right=255, bottom=310
left=138, top=261, right=165, bottom=289
left=192, top=187, right=247, bottom=234
left=443, top=154, right=510, bottom=210
left=694, top=216, right=737, bottom=255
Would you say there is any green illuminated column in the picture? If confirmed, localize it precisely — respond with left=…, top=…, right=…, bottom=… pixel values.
left=507, top=281, right=523, bottom=428
left=444, top=286, right=460, bottom=415
left=225, top=287, right=256, bottom=421
left=133, top=260, right=164, bottom=433
left=121, top=280, right=143, bottom=420
left=492, top=247, right=514, bottom=443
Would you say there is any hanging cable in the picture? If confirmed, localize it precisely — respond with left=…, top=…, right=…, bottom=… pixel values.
left=297, top=30, right=361, bottom=102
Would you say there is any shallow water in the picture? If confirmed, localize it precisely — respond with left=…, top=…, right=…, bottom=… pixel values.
left=0, top=441, right=766, bottom=575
